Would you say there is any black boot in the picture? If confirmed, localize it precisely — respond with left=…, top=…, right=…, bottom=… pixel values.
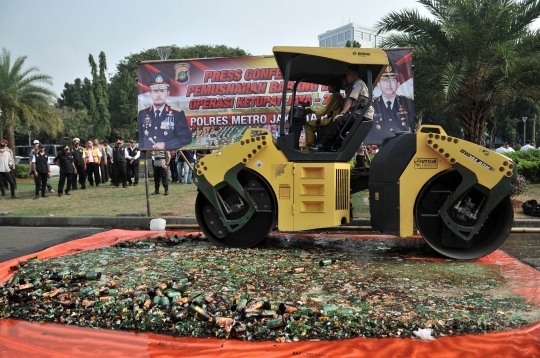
left=310, top=137, right=331, bottom=152
left=164, top=186, right=169, bottom=195
left=152, top=188, right=160, bottom=195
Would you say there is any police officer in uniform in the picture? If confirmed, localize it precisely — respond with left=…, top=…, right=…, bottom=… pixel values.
left=32, top=144, right=50, bottom=200
left=53, top=145, right=76, bottom=196
left=125, top=140, right=140, bottom=186
left=138, top=72, right=192, bottom=150
left=152, top=149, right=171, bottom=195
left=111, top=139, right=127, bottom=188
left=364, top=65, right=415, bottom=144
left=71, top=138, right=86, bottom=190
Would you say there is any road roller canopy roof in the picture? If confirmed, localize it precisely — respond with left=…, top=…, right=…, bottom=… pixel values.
left=272, top=46, right=389, bottom=85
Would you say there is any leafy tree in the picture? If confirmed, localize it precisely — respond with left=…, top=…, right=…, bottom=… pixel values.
left=486, top=98, right=536, bottom=147
left=58, top=77, right=92, bottom=110
left=24, top=106, right=91, bottom=145
left=52, top=106, right=92, bottom=142
left=345, top=40, right=362, bottom=48
left=88, top=52, right=110, bottom=139
left=377, top=0, right=540, bottom=144
left=421, top=109, right=463, bottom=138
left=113, top=45, right=249, bottom=79
left=97, top=51, right=111, bottom=138
left=0, top=48, right=62, bottom=151
left=99, top=51, right=108, bottom=100
left=108, top=67, right=138, bottom=141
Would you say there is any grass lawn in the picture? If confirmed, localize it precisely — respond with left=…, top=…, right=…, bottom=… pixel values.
left=2, top=178, right=539, bottom=219
left=1, top=178, right=199, bottom=217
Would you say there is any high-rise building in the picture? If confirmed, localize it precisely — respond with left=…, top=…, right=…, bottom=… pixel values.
left=318, top=23, right=388, bottom=48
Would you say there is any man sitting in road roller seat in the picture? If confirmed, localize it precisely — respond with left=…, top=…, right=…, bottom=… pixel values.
left=303, top=77, right=344, bottom=151
left=310, top=64, right=373, bottom=152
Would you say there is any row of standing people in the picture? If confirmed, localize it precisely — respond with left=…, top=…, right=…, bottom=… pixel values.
left=29, top=138, right=142, bottom=199
left=1, top=136, right=210, bottom=200
left=59, top=138, right=209, bottom=197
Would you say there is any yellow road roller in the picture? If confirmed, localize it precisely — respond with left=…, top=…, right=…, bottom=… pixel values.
left=193, top=46, right=517, bottom=259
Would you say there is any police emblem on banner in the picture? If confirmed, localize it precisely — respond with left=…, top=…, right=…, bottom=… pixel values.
left=175, top=63, right=190, bottom=83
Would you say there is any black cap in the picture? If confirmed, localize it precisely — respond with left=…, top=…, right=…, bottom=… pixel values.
left=148, top=72, right=171, bottom=90
left=38, top=144, right=45, bottom=148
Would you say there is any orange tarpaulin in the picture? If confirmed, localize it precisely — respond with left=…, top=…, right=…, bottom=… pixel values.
left=0, top=318, right=539, bottom=358
left=1, top=229, right=539, bottom=358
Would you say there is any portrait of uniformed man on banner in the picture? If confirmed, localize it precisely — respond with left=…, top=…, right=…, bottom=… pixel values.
left=364, top=63, right=415, bottom=145
left=138, top=72, right=192, bottom=150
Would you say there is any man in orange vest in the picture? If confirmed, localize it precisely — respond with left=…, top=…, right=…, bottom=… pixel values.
left=84, top=140, right=102, bottom=187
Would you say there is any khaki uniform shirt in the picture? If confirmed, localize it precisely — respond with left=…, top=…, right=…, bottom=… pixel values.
left=153, top=150, right=170, bottom=167
left=347, top=78, right=374, bottom=119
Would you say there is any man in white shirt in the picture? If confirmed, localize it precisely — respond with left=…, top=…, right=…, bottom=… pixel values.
left=497, top=142, right=516, bottom=154
left=0, top=140, right=18, bottom=199
left=495, top=143, right=508, bottom=153
left=521, top=140, right=534, bottom=151
left=125, top=140, right=141, bottom=186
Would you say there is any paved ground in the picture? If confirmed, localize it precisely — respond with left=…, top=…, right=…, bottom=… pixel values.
left=0, top=227, right=105, bottom=262
left=501, top=233, right=540, bottom=271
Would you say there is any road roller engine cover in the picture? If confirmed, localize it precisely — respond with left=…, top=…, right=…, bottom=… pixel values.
left=194, top=46, right=517, bottom=260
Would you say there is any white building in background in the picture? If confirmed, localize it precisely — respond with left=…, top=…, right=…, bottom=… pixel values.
left=318, top=23, right=389, bottom=48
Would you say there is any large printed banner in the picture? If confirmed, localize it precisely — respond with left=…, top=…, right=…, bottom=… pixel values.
left=137, top=50, right=413, bottom=149
left=364, top=49, right=414, bottom=144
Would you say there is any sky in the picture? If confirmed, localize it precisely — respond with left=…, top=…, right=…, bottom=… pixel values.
left=0, top=0, right=435, bottom=96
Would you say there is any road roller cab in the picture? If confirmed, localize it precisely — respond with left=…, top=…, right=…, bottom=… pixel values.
left=194, top=46, right=517, bottom=259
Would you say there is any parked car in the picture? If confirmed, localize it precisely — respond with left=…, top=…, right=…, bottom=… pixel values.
left=15, top=144, right=62, bottom=158
left=14, top=156, right=59, bottom=178
left=15, top=156, right=26, bottom=164
left=49, top=157, right=60, bottom=178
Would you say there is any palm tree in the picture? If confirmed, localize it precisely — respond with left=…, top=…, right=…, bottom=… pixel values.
left=377, top=0, right=540, bottom=144
left=0, top=48, right=62, bottom=151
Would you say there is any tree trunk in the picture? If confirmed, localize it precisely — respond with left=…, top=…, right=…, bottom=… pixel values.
left=8, top=126, right=15, bottom=154
left=459, top=106, right=489, bottom=146
left=6, top=110, right=16, bottom=154
left=489, top=117, right=497, bottom=150
left=415, top=110, right=424, bottom=130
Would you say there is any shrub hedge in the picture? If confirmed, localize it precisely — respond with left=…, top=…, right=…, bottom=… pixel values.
left=505, top=150, right=540, bottom=183
left=14, top=164, right=31, bottom=179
